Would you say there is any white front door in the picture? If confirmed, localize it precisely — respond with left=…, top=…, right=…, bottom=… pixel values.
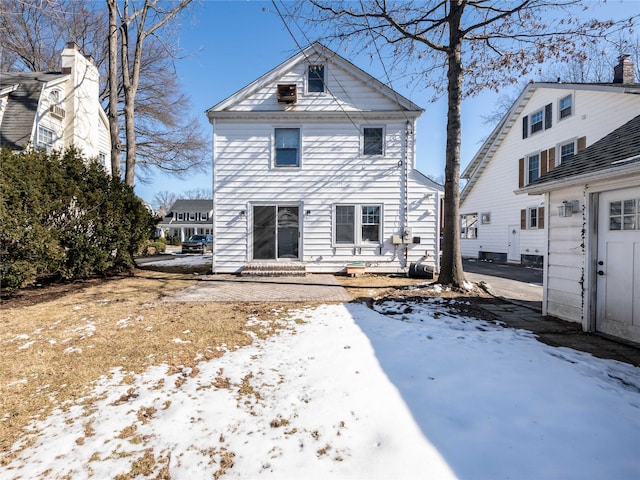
left=596, top=187, right=640, bottom=343
left=507, top=225, right=520, bottom=262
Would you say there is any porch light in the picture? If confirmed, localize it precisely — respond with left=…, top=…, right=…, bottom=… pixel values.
left=305, top=210, right=311, bottom=216
left=558, top=200, right=579, bottom=217
left=240, top=210, right=246, bottom=217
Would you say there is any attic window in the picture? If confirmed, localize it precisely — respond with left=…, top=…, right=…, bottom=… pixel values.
left=308, top=64, right=325, bottom=93
left=277, top=84, right=297, bottom=104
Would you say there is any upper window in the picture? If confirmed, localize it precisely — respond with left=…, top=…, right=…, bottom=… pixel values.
left=609, top=199, right=639, bottom=230
left=363, top=127, right=384, bottom=156
left=37, top=126, right=54, bottom=150
left=527, top=153, right=540, bottom=184
left=559, top=94, right=573, bottom=119
left=308, top=64, right=325, bottom=93
left=523, top=103, right=552, bottom=138
left=559, top=140, right=575, bottom=163
left=460, top=213, right=478, bottom=239
left=274, top=128, right=300, bottom=167
left=530, top=110, right=544, bottom=134
left=48, top=89, right=60, bottom=103
left=334, top=204, right=381, bottom=245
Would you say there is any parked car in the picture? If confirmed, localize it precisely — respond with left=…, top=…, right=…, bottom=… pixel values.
left=181, top=234, right=213, bottom=254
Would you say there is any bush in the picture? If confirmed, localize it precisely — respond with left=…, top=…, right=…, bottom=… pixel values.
left=0, top=147, right=157, bottom=293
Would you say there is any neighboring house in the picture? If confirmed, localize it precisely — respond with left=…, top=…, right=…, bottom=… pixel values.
left=206, top=42, right=442, bottom=274
left=518, top=114, right=640, bottom=344
left=156, top=199, right=213, bottom=241
left=460, top=55, right=639, bottom=266
left=0, top=42, right=111, bottom=173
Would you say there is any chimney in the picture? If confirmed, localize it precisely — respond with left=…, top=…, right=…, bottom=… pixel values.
left=613, top=54, right=635, bottom=84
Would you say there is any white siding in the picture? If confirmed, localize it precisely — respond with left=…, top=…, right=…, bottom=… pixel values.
left=461, top=85, right=640, bottom=263
left=213, top=118, right=438, bottom=272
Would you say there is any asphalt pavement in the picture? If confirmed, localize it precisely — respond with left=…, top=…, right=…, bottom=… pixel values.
left=463, top=258, right=543, bottom=311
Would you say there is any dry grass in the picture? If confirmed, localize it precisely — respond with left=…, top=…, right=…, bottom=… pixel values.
left=0, top=269, right=298, bottom=461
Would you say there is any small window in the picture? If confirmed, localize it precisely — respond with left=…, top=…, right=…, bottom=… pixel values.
left=274, top=128, right=300, bottom=167
left=37, top=125, right=55, bottom=150
left=189, top=212, right=196, bottom=221
left=49, top=89, right=60, bottom=103
left=528, top=207, right=538, bottom=229
left=308, top=64, right=325, bottom=93
left=200, top=212, right=209, bottom=221
left=559, top=94, right=572, bottom=119
left=334, top=204, right=382, bottom=245
left=559, top=141, right=575, bottom=163
left=176, top=212, right=184, bottom=221
left=363, top=127, right=384, bottom=156
left=610, top=199, right=639, bottom=230
left=460, top=213, right=478, bottom=239
left=481, top=212, right=491, bottom=224
left=527, top=153, right=540, bottom=184
left=530, top=110, right=544, bottom=134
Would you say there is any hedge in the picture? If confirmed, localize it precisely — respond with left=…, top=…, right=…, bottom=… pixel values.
left=0, top=147, right=157, bottom=293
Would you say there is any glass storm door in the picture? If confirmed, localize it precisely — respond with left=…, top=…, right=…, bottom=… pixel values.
left=252, top=205, right=299, bottom=260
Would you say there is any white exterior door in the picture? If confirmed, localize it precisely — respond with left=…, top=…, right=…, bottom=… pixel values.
left=507, top=225, right=520, bottom=262
left=596, top=187, right=640, bottom=343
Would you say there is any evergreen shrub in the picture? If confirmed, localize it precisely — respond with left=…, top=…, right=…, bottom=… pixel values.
left=0, top=147, right=157, bottom=293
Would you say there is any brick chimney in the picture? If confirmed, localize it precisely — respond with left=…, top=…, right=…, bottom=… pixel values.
left=613, top=54, right=635, bottom=84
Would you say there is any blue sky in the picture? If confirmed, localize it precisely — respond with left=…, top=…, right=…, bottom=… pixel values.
left=134, top=0, right=634, bottom=206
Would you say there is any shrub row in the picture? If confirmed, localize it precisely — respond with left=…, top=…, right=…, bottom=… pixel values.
left=0, top=147, right=157, bottom=293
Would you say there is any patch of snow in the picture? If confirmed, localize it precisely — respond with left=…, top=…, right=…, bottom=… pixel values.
left=17, top=341, right=35, bottom=351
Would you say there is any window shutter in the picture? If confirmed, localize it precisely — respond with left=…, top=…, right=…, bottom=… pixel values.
left=522, top=116, right=528, bottom=139
left=545, top=103, right=552, bottom=129
left=547, top=147, right=556, bottom=171
left=577, top=136, right=586, bottom=152
left=521, top=209, right=527, bottom=229
left=518, top=158, right=525, bottom=188
left=538, top=207, right=545, bottom=229
left=540, top=150, right=548, bottom=176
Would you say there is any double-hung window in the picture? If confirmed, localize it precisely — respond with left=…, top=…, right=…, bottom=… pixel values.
left=274, top=128, right=300, bottom=167
left=308, top=64, right=325, bottom=93
left=559, top=94, right=573, bottom=119
left=527, top=153, right=540, bottom=184
left=559, top=141, right=575, bottom=163
left=530, top=110, right=544, bottom=134
left=335, top=205, right=381, bottom=245
left=460, top=213, right=478, bottom=239
left=37, top=126, right=54, bottom=150
left=363, top=127, right=384, bottom=156
left=523, top=103, right=552, bottom=138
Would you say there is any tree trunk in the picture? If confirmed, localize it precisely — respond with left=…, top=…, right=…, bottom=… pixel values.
left=107, top=0, right=120, bottom=177
left=438, top=0, right=466, bottom=287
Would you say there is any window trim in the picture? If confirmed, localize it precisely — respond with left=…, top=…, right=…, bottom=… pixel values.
left=307, top=64, right=326, bottom=94
left=559, top=94, right=573, bottom=120
left=460, top=213, right=478, bottom=239
left=273, top=127, right=302, bottom=168
left=558, top=139, right=576, bottom=164
left=527, top=207, right=538, bottom=229
left=526, top=152, right=541, bottom=185
left=37, top=125, right=55, bottom=150
left=333, top=204, right=383, bottom=247
left=362, top=126, right=385, bottom=157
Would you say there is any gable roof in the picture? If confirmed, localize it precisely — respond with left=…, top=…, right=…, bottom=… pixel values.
left=518, top=114, right=640, bottom=194
left=169, top=199, right=213, bottom=212
left=0, top=72, right=67, bottom=150
left=460, top=81, right=640, bottom=203
left=206, top=42, right=423, bottom=116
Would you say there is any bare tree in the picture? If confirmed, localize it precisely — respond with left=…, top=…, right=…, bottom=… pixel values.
left=291, top=0, right=637, bottom=287
left=152, top=190, right=177, bottom=215
left=0, top=0, right=208, bottom=185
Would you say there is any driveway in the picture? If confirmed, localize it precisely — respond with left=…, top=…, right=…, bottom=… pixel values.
left=463, top=258, right=543, bottom=311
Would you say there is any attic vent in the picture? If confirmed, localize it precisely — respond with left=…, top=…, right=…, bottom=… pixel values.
left=49, top=105, right=66, bottom=119
left=277, top=84, right=297, bottom=104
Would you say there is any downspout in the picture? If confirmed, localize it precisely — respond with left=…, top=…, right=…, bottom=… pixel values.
left=211, top=118, right=217, bottom=274
left=403, top=120, right=411, bottom=271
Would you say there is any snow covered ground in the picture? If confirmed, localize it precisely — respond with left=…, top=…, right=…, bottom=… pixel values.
left=3, top=299, right=639, bottom=479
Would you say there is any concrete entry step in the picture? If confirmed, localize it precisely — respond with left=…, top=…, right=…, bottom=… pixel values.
left=241, top=263, right=307, bottom=277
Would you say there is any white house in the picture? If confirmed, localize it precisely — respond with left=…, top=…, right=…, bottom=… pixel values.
left=518, top=114, right=640, bottom=344
left=206, top=43, right=442, bottom=275
left=460, top=56, right=639, bottom=266
left=156, top=199, right=213, bottom=241
left=0, top=42, right=111, bottom=172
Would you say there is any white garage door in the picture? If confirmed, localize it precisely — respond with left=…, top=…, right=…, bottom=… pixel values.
left=596, top=187, right=640, bottom=343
